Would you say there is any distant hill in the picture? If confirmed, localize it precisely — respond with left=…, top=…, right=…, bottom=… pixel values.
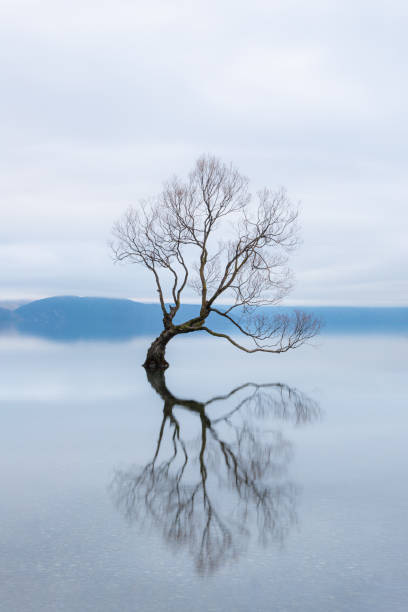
left=306, top=306, right=408, bottom=334
left=0, top=296, right=406, bottom=341
left=0, top=307, right=12, bottom=327
left=14, top=296, right=164, bottom=340
left=12, top=296, right=213, bottom=340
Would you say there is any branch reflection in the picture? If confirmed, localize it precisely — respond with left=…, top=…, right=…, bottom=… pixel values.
left=110, top=372, right=320, bottom=575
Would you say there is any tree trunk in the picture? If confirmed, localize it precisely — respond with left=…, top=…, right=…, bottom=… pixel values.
left=143, top=330, right=176, bottom=370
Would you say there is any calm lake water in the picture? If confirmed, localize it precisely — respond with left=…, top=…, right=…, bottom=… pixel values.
left=0, top=333, right=407, bottom=611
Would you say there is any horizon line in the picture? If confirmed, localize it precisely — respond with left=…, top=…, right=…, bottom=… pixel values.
left=1, top=295, right=408, bottom=310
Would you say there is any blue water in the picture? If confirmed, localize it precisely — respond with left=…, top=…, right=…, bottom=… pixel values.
left=0, top=333, right=407, bottom=611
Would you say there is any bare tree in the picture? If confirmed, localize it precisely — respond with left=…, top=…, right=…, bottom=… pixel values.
left=111, top=155, right=320, bottom=369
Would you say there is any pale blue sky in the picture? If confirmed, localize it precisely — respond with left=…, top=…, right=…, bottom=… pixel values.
left=1, top=0, right=407, bottom=305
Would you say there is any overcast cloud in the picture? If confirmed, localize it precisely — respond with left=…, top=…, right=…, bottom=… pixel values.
left=1, top=0, right=407, bottom=305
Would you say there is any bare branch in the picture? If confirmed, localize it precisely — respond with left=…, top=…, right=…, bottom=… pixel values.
left=111, top=155, right=320, bottom=369
left=200, top=310, right=320, bottom=353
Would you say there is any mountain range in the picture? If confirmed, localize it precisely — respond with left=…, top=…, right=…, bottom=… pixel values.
left=0, top=296, right=407, bottom=341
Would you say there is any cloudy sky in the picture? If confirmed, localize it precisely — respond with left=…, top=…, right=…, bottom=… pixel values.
left=1, top=0, right=407, bottom=305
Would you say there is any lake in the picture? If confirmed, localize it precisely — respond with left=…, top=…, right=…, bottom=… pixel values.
left=0, top=332, right=407, bottom=611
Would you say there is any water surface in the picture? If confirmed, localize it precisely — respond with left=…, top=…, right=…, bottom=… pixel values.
left=0, top=333, right=407, bottom=611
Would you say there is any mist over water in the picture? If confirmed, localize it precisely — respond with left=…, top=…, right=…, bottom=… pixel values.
left=0, top=333, right=407, bottom=611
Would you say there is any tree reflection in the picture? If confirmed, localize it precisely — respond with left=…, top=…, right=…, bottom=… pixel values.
left=110, top=372, right=320, bottom=575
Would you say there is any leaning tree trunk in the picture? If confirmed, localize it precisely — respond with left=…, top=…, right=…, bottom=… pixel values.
left=143, top=329, right=177, bottom=370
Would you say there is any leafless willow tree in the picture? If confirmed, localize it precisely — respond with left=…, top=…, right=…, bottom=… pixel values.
left=110, top=371, right=320, bottom=574
left=111, top=155, right=320, bottom=369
